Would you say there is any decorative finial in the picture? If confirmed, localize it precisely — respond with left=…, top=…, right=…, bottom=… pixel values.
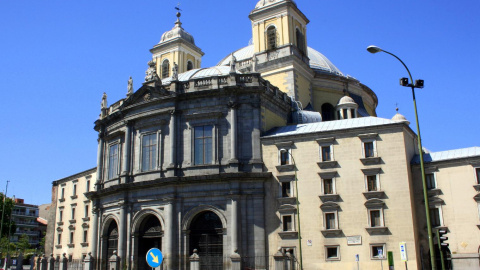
left=395, top=103, right=399, bottom=112
left=145, top=60, right=160, bottom=83
left=175, top=3, right=182, bottom=22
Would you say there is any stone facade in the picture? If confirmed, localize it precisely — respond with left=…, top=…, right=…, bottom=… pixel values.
left=46, top=1, right=479, bottom=269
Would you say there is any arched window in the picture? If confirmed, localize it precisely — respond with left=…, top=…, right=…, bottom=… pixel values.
left=162, top=60, right=170, bottom=79
left=296, top=28, right=305, bottom=54
left=321, top=103, right=335, bottom=121
left=187, top=60, right=194, bottom=71
left=267, top=26, right=277, bottom=50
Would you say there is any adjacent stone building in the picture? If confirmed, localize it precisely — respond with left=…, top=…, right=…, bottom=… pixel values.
left=45, top=1, right=479, bottom=269
left=50, top=168, right=95, bottom=261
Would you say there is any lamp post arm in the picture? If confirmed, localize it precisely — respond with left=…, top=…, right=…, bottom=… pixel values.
left=381, top=50, right=414, bottom=85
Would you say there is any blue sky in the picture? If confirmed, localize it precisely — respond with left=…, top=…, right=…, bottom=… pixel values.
left=1, top=0, right=478, bottom=205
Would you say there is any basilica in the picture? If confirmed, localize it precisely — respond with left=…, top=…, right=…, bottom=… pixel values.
left=46, top=1, right=480, bottom=269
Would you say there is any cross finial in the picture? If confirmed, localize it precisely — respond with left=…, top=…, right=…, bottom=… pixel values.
left=175, top=2, right=182, bottom=11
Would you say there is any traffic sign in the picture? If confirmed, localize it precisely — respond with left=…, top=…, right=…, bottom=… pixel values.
left=146, top=248, right=163, bottom=268
left=399, top=242, right=408, bottom=262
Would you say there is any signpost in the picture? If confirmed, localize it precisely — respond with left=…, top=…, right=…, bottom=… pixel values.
left=399, top=242, right=408, bottom=270
left=146, top=248, right=163, bottom=269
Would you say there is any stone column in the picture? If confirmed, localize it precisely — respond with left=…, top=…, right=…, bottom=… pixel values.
left=229, top=103, right=238, bottom=163
left=118, top=202, right=127, bottom=268
left=109, top=251, right=119, bottom=270
left=189, top=249, right=200, bottom=270
left=230, top=250, right=241, bottom=270
left=47, top=254, right=55, bottom=270
left=96, top=132, right=105, bottom=188
left=251, top=104, right=261, bottom=168
left=167, top=110, right=177, bottom=177
left=125, top=204, right=133, bottom=270
left=17, top=252, right=24, bottom=270
left=164, top=200, right=174, bottom=269
left=90, top=206, right=100, bottom=259
left=121, top=123, right=132, bottom=183
left=83, top=252, right=94, bottom=270
left=59, top=254, right=67, bottom=270
left=231, top=197, right=238, bottom=253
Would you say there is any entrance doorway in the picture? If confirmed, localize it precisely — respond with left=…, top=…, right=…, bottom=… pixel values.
left=189, top=211, right=223, bottom=270
left=137, top=215, right=163, bottom=270
left=103, top=221, right=118, bottom=270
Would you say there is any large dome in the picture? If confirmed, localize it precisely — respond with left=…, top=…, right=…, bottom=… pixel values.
left=217, top=45, right=344, bottom=76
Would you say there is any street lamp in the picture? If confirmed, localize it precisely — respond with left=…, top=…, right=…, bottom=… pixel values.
left=279, top=148, right=303, bottom=270
left=367, top=45, right=436, bottom=269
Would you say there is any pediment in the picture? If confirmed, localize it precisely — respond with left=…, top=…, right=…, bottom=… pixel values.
left=122, top=85, right=170, bottom=108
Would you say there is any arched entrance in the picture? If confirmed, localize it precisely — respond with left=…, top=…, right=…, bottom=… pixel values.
left=102, top=221, right=118, bottom=270
left=189, top=211, right=223, bottom=270
left=137, top=215, right=163, bottom=270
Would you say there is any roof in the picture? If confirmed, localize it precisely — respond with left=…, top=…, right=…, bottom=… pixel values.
left=216, top=45, right=344, bottom=77
left=162, top=66, right=237, bottom=84
left=37, top=217, right=48, bottom=225
left=412, top=147, right=480, bottom=164
left=262, top=117, right=404, bottom=138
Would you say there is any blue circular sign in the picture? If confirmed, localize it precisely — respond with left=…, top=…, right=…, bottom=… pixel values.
left=146, top=248, right=163, bottom=268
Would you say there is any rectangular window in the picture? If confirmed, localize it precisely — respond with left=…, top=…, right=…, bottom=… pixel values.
left=325, top=246, right=340, bottom=260
left=282, top=182, right=292, bottom=197
left=476, top=168, right=480, bottom=184
left=430, top=208, right=441, bottom=227
left=279, top=149, right=291, bottom=165
left=351, top=109, right=356, bottom=118
left=73, top=184, right=77, bottom=196
left=323, top=179, right=334, bottom=195
left=142, top=133, right=157, bottom=172
left=343, top=109, right=348, bottom=119
left=61, top=188, right=65, bottom=199
left=71, top=208, right=76, bottom=220
left=59, top=210, right=63, bottom=222
left=83, top=230, right=88, bottom=243
left=108, top=144, right=119, bottom=179
left=85, top=205, right=89, bottom=218
left=369, top=210, right=382, bottom=227
left=364, top=141, right=375, bottom=158
left=426, top=173, right=436, bottom=190
left=325, top=213, right=337, bottom=230
left=282, top=215, right=293, bottom=232
left=371, top=244, right=386, bottom=259
left=367, top=175, right=378, bottom=191
left=86, top=180, right=90, bottom=192
left=321, top=146, right=332, bottom=162
left=194, top=125, right=213, bottom=165
left=57, top=233, right=61, bottom=245
left=70, top=232, right=74, bottom=244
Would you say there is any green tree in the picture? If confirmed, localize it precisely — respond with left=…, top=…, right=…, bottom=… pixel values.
left=17, top=234, right=30, bottom=251
left=0, top=237, right=16, bottom=255
left=0, top=193, right=16, bottom=237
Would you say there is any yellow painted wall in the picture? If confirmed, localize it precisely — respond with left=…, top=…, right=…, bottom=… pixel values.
left=262, top=72, right=288, bottom=94
left=156, top=52, right=173, bottom=78
left=262, top=106, right=287, bottom=132
left=295, top=72, right=311, bottom=108
left=312, top=88, right=341, bottom=112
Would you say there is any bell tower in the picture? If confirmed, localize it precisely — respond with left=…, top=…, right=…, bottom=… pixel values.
left=150, top=12, right=204, bottom=79
left=249, top=0, right=312, bottom=108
